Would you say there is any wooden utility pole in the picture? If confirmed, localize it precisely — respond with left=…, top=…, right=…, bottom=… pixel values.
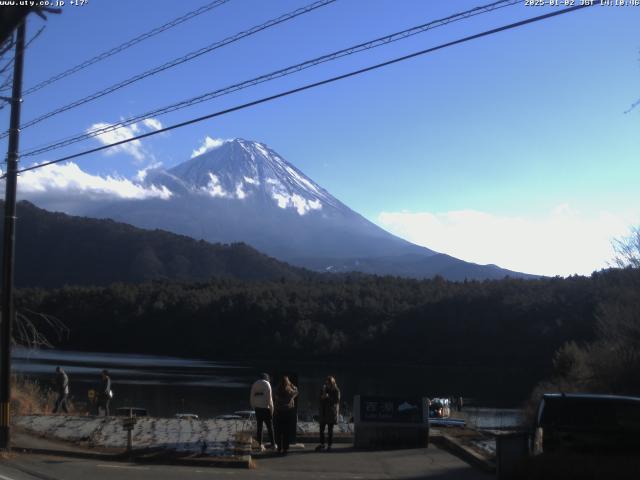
left=0, top=19, right=26, bottom=451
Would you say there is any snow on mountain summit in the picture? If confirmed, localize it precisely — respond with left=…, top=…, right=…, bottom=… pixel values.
left=158, top=138, right=338, bottom=215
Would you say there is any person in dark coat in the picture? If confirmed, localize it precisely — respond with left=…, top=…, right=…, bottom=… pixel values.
left=52, top=366, right=69, bottom=414
left=315, top=375, right=340, bottom=451
left=96, top=369, right=112, bottom=416
left=273, top=376, right=298, bottom=455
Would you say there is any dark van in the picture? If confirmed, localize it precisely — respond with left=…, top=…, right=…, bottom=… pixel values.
left=533, top=393, right=640, bottom=454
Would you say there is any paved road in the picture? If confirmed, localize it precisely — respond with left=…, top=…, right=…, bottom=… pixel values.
left=0, top=444, right=491, bottom=480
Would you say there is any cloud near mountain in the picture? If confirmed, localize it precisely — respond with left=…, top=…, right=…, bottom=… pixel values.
left=16, top=154, right=631, bottom=277
left=378, top=206, right=639, bottom=276
left=87, top=117, right=164, bottom=162
left=14, top=162, right=172, bottom=205
left=191, top=136, right=228, bottom=158
left=9, top=138, right=541, bottom=280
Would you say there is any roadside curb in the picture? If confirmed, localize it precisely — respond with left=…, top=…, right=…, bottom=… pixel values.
left=132, top=451, right=252, bottom=469
left=14, top=444, right=126, bottom=461
left=13, top=444, right=252, bottom=469
left=430, top=433, right=496, bottom=473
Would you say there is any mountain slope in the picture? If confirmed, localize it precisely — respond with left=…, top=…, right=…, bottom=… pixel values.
left=92, top=138, right=433, bottom=261
left=22, top=138, right=536, bottom=280
left=297, top=254, right=535, bottom=281
left=3, top=201, right=309, bottom=288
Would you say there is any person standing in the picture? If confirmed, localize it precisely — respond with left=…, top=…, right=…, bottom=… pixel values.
left=96, top=370, right=112, bottom=416
left=273, top=376, right=298, bottom=455
left=52, top=366, right=69, bottom=414
left=316, top=376, right=340, bottom=452
left=250, top=373, right=276, bottom=451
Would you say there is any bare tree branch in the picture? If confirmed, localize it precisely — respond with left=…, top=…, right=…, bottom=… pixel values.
left=611, top=226, right=640, bottom=269
left=12, top=308, right=69, bottom=349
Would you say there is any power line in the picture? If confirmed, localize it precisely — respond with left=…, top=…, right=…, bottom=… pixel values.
left=21, top=0, right=232, bottom=97
left=9, top=2, right=595, bottom=178
left=21, top=0, right=520, bottom=159
left=2, top=0, right=336, bottom=139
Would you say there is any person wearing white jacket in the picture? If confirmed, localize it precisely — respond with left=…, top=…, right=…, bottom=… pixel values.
left=250, top=373, right=276, bottom=451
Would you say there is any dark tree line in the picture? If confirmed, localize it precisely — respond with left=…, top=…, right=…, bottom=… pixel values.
left=16, top=269, right=637, bottom=395
left=531, top=229, right=640, bottom=399
left=2, top=201, right=309, bottom=288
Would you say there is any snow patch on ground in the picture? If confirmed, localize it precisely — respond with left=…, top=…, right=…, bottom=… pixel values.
left=15, top=416, right=354, bottom=456
left=469, top=437, right=496, bottom=456
left=16, top=415, right=249, bottom=457
left=296, top=421, right=353, bottom=434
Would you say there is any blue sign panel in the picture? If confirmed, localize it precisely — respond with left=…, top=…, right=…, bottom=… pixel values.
left=360, top=396, right=424, bottom=423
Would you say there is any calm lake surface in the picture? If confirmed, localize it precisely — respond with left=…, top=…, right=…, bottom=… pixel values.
left=13, top=348, right=528, bottom=425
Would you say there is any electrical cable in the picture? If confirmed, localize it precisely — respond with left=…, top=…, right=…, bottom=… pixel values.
left=2, top=0, right=336, bottom=139
left=21, top=0, right=232, bottom=96
left=20, top=0, right=519, bottom=158
left=8, top=3, right=595, bottom=178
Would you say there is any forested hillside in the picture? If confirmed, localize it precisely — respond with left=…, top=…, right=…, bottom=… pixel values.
left=4, top=201, right=309, bottom=287
left=17, top=269, right=632, bottom=384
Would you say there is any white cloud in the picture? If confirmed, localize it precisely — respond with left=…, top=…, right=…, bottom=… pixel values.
left=15, top=162, right=172, bottom=203
left=135, top=162, right=163, bottom=182
left=87, top=117, right=163, bottom=163
left=378, top=205, right=639, bottom=277
left=191, top=136, right=228, bottom=158
left=142, top=118, right=163, bottom=131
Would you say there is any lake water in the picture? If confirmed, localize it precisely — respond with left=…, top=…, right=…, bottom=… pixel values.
left=13, top=348, right=528, bottom=425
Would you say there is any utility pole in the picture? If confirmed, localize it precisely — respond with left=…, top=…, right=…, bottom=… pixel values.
left=0, top=20, right=26, bottom=451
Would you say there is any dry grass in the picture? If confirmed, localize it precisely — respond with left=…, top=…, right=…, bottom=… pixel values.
left=11, top=375, right=54, bottom=416
left=10, top=375, right=83, bottom=417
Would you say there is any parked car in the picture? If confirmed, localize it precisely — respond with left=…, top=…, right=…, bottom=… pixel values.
left=175, top=413, right=199, bottom=420
left=533, top=393, right=640, bottom=454
left=427, top=398, right=451, bottom=418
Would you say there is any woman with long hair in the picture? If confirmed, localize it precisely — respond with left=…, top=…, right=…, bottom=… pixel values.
left=273, top=375, right=298, bottom=455
left=316, top=375, right=340, bottom=451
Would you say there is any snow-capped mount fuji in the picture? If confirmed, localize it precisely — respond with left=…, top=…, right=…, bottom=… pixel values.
left=66, top=138, right=534, bottom=280
left=123, top=137, right=433, bottom=261
left=160, top=138, right=342, bottom=215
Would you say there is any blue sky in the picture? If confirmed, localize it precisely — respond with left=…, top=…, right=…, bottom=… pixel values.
left=3, top=0, right=639, bottom=276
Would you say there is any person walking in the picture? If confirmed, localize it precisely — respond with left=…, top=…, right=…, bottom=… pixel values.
left=250, top=373, right=276, bottom=452
left=316, top=375, right=340, bottom=452
left=52, top=366, right=69, bottom=414
left=96, top=370, right=112, bottom=416
left=273, top=376, right=298, bottom=455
